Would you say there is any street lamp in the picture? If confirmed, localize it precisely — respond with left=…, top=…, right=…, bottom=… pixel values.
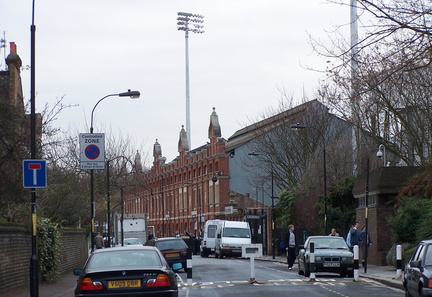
left=291, top=123, right=328, bottom=235
left=89, top=90, right=140, bottom=252
left=376, top=144, right=387, bottom=166
left=177, top=12, right=204, bottom=149
left=248, top=151, right=276, bottom=259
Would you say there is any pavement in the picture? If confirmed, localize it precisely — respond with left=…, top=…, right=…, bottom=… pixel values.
left=3, top=255, right=404, bottom=297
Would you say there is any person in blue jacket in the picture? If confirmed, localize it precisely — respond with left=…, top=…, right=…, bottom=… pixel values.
left=348, top=222, right=361, bottom=252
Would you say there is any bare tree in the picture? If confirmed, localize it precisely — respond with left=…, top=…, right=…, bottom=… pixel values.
left=315, top=0, right=432, bottom=166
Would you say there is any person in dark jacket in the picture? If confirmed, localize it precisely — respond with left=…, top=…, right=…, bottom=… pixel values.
left=284, top=224, right=296, bottom=270
left=348, top=222, right=361, bottom=252
left=94, top=232, right=104, bottom=249
left=359, top=226, right=372, bottom=266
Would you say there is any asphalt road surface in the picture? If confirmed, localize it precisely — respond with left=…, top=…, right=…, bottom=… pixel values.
left=177, top=255, right=404, bottom=297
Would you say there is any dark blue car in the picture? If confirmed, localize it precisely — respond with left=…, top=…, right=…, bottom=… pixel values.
left=403, top=239, right=432, bottom=297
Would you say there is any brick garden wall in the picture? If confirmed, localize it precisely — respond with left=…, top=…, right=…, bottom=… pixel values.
left=0, top=223, right=88, bottom=292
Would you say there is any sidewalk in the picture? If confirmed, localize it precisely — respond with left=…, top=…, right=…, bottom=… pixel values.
left=3, top=256, right=404, bottom=296
left=2, top=273, right=77, bottom=297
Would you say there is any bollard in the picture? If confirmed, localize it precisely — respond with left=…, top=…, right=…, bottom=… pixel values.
left=396, top=245, right=402, bottom=279
left=353, top=245, right=359, bottom=281
left=186, top=252, right=192, bottom=286
left=309, top=242, right=316, bottom=281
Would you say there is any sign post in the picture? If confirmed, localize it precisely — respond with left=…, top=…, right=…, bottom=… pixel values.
left=79, top=133, right=105, bottom=169
left=242, top=244, right=263, bottom=283
left=23, top=160, right=47, bottom=188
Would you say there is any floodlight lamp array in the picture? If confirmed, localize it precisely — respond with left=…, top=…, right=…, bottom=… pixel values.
left=177, top=11, right=204, bottom=33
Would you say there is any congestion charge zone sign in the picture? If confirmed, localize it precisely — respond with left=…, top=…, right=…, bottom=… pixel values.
left=79, top=133, right=105, bottom=170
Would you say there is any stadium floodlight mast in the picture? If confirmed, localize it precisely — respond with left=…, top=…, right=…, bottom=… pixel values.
left=177, top=12, right=204, bottom=150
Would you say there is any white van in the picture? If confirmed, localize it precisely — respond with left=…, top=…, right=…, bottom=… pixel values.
left=215, top=221, right=251, bottom=258
left=200, top=219, right=223, bottom=257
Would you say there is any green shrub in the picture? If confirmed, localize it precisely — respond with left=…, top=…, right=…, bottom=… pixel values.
left=37, top=218, right=62, bottom=283
left=388, top=197, right=432, bottom=243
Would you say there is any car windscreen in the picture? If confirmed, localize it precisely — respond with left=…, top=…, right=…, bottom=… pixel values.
left=87, top=250, right=162, bottom=269
left=222, top=227, right=251, bottom=238
left=208, top=225, right=217, bottom=238
left=424, top=245, right=432, bottom=266
left=307, top=238, right=349, bottom=250
left=124, top=238, right=143, bottom=245
left=156, top=240, right=187, bottom=251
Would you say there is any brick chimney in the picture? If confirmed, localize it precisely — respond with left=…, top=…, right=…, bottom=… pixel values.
left=10, top=42, right=17, bottom=54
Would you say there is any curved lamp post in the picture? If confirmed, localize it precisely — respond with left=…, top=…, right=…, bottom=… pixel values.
left=89, top=90, right=140, bottom=252
left=291, top=123, right=328, bottom=235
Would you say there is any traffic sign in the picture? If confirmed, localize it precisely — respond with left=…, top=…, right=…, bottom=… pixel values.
left=79, top=133, right=105, bottom=169
left=23, top=160, right=47, bottom=188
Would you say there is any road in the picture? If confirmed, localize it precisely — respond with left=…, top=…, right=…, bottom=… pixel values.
left=177, top=256, right=404, bottom=297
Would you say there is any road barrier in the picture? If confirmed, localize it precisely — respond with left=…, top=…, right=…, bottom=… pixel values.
left=353, top=245, right=359, bottom=281
left=396, top=245, right=402, bottom=279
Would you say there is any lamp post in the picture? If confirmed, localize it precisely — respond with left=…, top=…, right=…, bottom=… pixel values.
left=106, top=156, right=131, bottom=247
left=248, top=152, right=276, bottom=259
left=89, top=90, right=140, bottom=251
left=177, top=12, right=204, bottom=149
left=30, top=0, right=38, bottom=295
left=291, top=123, right=328, bottom=235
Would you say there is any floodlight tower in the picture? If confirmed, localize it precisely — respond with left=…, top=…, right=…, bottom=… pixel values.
left=177, top=12, right=204, bottom=149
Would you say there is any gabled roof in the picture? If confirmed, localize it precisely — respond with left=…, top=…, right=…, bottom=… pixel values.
left=225, top=99, right=326, bottom=152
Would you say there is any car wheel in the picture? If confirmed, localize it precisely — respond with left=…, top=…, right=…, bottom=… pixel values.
left=220, top=251, right=224, bottom=259
left=419, top=285, right=424, bottom=297
left=215, top=252, right=219, bottom=258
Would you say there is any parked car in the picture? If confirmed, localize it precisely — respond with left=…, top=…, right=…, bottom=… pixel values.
left=145, top=237, right=189, bottom=272
left=123, top=237, right=144, bottom=246
left=298, top=236, right=354, bottom=277
left=73, top=245, right=179, bottom=297
left=403, top=239, right=432, bottom=297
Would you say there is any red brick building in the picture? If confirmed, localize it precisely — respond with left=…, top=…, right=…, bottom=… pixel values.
left=123, top=108, right=246, bottom=238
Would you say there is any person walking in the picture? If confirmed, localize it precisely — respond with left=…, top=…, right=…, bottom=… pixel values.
left=359, top=226, right=372, bottom=266
left=94, top=232, right=104, bottom=249
left=284, top=224, right=296, bottom=270
left=348, top=222, right=361, bottom=252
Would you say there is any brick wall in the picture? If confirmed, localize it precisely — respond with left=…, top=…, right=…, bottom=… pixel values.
left=0, top=224, right=31, bottom=292
left=0, top=223, right=88, bottom=292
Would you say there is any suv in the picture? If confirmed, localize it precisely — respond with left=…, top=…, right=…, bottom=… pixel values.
left=145, top=237, right=189, bottom=272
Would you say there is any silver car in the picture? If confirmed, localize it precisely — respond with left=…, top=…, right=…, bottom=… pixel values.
left=298, top=236, right=354, bottom=277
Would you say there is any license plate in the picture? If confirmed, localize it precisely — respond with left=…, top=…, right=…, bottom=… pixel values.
left=108, top=279, right=141, bottom=288
left=323, top=262, right=340, bottom=267
left=165, top=253, right=180, bottom=258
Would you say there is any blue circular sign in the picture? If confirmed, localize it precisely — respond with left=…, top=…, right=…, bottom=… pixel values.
left=85, top=144, right=100, bottom=160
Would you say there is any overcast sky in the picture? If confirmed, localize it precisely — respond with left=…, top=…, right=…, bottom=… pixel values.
left=1, top=0, right=350, bottom=163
